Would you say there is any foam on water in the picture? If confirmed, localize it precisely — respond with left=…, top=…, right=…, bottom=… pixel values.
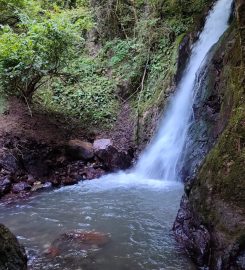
left=56, top=172, right=183, bottom=194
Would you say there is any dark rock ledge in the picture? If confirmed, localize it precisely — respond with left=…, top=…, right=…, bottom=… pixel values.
left=0, top=136, right=134, bottom=203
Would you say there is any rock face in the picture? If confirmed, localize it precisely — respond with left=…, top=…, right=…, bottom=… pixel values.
left=0, top=224, right=27, bottom=270
left=173, top=195, right=210, bottom=266
left=174, top=9, right=245, bottom=270
left=180, top=37, right=230, bottom=183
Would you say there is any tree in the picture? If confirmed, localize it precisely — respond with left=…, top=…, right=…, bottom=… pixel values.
left=0, top=15, right=82, bottom=99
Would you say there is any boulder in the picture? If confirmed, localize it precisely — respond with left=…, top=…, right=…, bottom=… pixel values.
left=66, top=140, right=94, bottom=160
left=12, top=182, right=31, bottom=194
left=93, top=138, right=133, bottom=171
left=0, top=177, right=11, bottom=197
left=95, top=145, right=132, bottom=171
left=93, top=139, right=112, bottom=152
left=46, top=230, right=110, bottom=258
left=0, top=224, right=27, bottom=270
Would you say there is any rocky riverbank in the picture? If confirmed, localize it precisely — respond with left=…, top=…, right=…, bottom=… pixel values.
left=0, top=98, right=135, bottom=203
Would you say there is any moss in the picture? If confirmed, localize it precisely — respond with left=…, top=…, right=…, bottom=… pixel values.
left=187, top=22, right=245, bottom=267
left=0, top=224, right=27, bottom=270
left=195, top=68, right=245, bottom=208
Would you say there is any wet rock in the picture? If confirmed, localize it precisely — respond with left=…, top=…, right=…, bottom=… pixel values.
left=46, top=230, right=110, bottom=258
left=95, top=145, right=132, bottom=171
left=46, top=246, right=60, bottom=257
left=50, top=177, right=61, bottom=187
left=66, top=140, right=94, bottom=160
left=12, top=182, right=31, bottom=194
left=175, top=13, right=245, bottom=270
left=31, top=181, right=45, bottom=192
left=236, top=250, right=245, bottom=269
left=43, top=182, right=52, bottom=189
left=83, top=167, right=105, bottom=180
left=0, top=224, right=27, bottom=270
left=0, top=177, right=11, bottom=197
left=62, top=177, right=79, bottom=186
left=176, top=35, right=191, bottom=83
left=31, top=181, right=52, bottom=192
left=173, top=195, right=211, bottom=267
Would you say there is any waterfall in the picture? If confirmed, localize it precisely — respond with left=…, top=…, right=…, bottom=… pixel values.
left=135, top=0, right=233, bottom=181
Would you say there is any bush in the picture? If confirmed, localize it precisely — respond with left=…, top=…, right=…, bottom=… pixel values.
left=0, top=13, right=83, bottom=99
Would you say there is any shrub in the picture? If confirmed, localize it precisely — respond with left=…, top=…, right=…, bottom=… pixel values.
left=0, top=14, right=82, bottom=99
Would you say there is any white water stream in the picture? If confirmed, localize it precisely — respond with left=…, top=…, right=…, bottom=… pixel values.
left=136, top=0, right=232, bottom=181
left=0, top=0, right=232, bottom=269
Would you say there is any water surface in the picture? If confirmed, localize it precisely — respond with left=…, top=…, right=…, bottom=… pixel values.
left=0, top=175, right=195, bottom=270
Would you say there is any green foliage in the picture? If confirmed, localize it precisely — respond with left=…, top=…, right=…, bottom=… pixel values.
left=0, top=0, right=93, bottom=99
left=0, top=14, right=82, bottom=98
left=35, top=55, right=118, bottom=126
left=0, top=0, right=211, bottom=129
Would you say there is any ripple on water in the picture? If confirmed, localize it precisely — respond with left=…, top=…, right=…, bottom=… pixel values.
left=0, top=175, right=195, bottom=270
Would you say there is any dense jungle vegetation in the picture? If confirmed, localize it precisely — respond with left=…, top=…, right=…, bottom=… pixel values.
left=0, top=0, right=209, bottom=129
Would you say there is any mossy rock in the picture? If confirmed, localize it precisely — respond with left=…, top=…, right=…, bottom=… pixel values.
left=186, top=17, right=245, bottom=268
left=0, top=224, right=27, bottom=270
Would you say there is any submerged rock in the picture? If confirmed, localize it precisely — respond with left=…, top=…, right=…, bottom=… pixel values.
left=66, top=140, right=94, bottom=161
left=46, top=230, right=111, bottom=258
left=0, top=224, right=27, bottom=270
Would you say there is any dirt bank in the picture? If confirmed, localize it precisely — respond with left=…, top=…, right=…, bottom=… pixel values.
left=0, top=97, right=135, bottom=203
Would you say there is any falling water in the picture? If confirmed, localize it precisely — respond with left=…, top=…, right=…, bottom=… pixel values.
left=0, top=1, right=233, bottom=269
left=135, top=0, right=232, bottom=181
